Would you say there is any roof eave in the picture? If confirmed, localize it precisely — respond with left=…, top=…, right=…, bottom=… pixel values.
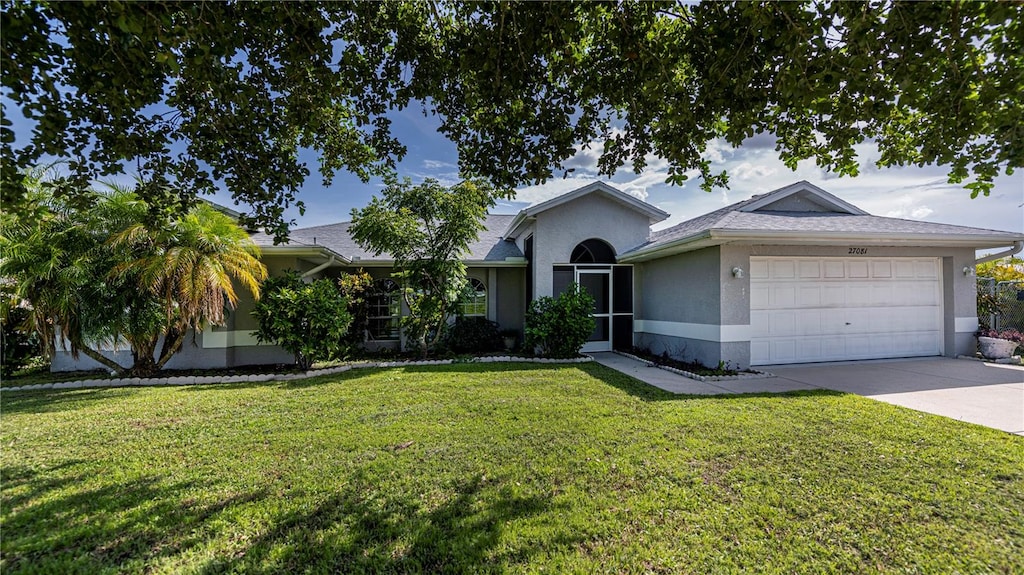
left=618, top=229, right=1024, bottom=262
left=259, top=245, right=352, bottom=264
left=502, top=212, right=535, bottom=239
left=715, top=229, right=1024, bottom=248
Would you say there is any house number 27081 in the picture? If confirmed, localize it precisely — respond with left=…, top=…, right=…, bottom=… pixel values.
left=848, top=247, right=867, bottom=255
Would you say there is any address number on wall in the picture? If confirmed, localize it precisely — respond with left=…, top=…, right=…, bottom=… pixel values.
left=848, top=247, right=868, bottom=255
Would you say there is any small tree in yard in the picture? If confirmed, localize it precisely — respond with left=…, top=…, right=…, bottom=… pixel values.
left=524, top=284, right=596, bottom=358
left=349, top=178, right=493, bottom=357
left=251, top=272, right=352, bottom=370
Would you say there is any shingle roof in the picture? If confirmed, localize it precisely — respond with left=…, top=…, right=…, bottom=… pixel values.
left=253, top=214, right=523, bottom=262
left=629, top=185, right=1022, bottom=255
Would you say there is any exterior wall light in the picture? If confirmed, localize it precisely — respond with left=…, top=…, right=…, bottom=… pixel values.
left=963, top=266, right=975, bottom=277
left=732, top=266, right=744, bottom=279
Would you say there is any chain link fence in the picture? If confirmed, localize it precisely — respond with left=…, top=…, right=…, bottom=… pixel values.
left=977, top=277, right=1024, bottom=331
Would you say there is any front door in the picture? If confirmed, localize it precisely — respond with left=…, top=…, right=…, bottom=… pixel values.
left=578, top=269, right=612, bottom=352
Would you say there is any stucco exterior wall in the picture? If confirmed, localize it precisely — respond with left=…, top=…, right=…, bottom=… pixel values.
left=531, top=194, right=652, bottom=298
left=51, top=329, right=294, bottom=372
left=634, top=247, right=738, bottom=367
left=637, top=247, right=721, bottom=324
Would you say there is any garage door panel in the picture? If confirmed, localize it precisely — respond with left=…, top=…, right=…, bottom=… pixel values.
left=824, top=260, right=845, bottom=278
left=796, top=310, right=821, bottom=336
left=750, top=310, right=769, bottom=337
left=822, top=285, right=845, bottom=306
left=750, top=257, right=942, bottom=365
left=798, top=260, right=821, bottom=278
left=894, top=260, right=916, bottom=278
left=847, top=285, right=871, bottom=306
left=847, top=260, right=869, bottom=278
left=751, top=285, right=769, bottom=308
left=771, top=260, right=796, bottom=279
left=915, top=260, right=938, bottom=278
left=871, top=260, right=892, bottom=278
left=798, top=285, right=821, bottom=306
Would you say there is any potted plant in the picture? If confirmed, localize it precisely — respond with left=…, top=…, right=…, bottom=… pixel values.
left=976, top=328, right=1023, bottom=359
left=499, top=328, right=519, bottom=352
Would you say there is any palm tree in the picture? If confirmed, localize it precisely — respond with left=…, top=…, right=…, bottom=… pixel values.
left=0, top=170, right=131, bottom=373
left=108, top=198, right=267, bottom=374
left=2, top=173, right=267, bottom=376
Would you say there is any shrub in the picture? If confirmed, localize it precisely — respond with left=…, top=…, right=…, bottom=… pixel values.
left=1, top=300, right=43, bottom=377
left=337, top=269, right=374, bottom=359
left=251, top=272, right=352, bottom=369
left=977, top=328, right=1024, bottom=343
left=524, top=283, right=595, bottom=358
left=446, top=316, right=503, bottom=353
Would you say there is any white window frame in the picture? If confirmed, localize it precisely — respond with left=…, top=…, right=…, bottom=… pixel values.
left=367, top=279, right=401, bottom=341
left=459, top=277, right=487, bottom=317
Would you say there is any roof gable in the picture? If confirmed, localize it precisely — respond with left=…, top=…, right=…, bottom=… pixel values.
left=504, top=181, right=669, bottom=238
left=738, top=181, right=868, bottom=215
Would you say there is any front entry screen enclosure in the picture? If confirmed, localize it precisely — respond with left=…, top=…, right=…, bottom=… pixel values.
left=554, top=265, right=633, bottom=351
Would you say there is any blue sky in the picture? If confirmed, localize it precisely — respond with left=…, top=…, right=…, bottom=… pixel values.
left=205, top=104, right=1023, bottom=236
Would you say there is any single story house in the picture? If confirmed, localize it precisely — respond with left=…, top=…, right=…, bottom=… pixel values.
left=53, top=180, right=1023, bottom=370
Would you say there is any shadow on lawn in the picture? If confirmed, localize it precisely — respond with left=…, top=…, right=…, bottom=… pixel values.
left=198, top=473, right=568, bottom=574
left=2, top=461, right=566, bottom=574
left=1, top=462, right=268, bottom=573
left=0, top=387, right=142, bottom=415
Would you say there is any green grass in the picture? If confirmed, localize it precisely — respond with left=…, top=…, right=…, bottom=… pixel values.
left=2, top=363, right=1022, bottom=574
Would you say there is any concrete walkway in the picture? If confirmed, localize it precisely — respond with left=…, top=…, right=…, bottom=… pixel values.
left=592, top=353, right=1024, bottom=435
left=591, top=353, right=817, bottom=395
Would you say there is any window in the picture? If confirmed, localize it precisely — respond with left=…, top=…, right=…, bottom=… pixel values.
left=367, top=279, right=401, bottom=340
left=459, top=277, right=487, bottom=317
left=570, top=239, right=616, bottom=264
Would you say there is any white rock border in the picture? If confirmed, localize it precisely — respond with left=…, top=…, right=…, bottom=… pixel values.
left=613, top=350, right=774, bottom=382
left=1, top=355, right=594, bottom=393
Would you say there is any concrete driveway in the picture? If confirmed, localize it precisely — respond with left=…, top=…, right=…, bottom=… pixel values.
left=762, top=358, right=1024, bottom=435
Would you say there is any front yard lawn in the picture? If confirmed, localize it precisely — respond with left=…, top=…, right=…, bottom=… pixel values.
left=2, top=363, right=1022, bottom=573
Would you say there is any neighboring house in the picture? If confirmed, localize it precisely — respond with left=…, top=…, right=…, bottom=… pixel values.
left=53, top=180, right=1024, bottom=371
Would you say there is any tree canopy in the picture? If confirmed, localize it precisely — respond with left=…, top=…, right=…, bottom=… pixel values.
left=3, top=1, right=1021, bottom=239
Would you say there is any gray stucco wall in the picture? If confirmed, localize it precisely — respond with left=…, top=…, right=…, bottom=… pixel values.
left=51, top=329, right=295, bottom=372
left=634, top=246, right=739, bottom=367
left=530, top=194, right=652, bottom=298
left=637, top=247, right=721, bottom=324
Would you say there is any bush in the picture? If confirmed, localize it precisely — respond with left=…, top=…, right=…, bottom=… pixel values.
left=524, top=283, right=595, bottom=358
left=446, top=316, right=503, bottom=353
left=337, top=269, right=374, bottom=359
left=1, top=302, right=43, bottom=377
left=251, top=272, right=352, bottom=369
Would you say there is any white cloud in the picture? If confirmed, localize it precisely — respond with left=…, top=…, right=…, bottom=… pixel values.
left=884, top=196, right=935, bottom=220
left=731, top=162, right=778, bottom=181
left=422, top=159, right=457, bottom=170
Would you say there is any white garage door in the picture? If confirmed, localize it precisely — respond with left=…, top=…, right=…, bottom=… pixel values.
left=750, top=257, right=942, bottom=365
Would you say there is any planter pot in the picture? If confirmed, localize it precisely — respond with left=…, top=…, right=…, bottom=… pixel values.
left=978, top=336, right=1019, bottom=359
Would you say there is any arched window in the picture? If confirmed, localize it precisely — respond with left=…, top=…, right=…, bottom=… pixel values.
left=570, top=239, right=616, bottom=264
left=459, top=277, right=487, bottom=317
left=367, top=279, right=401, bottom=340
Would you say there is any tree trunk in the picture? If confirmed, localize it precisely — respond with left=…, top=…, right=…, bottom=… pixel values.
left=78, top=346, right=128, bottom=375
left=129, top=335, right=160, bottom=377
left=155, top=326, right=185, bottom=370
